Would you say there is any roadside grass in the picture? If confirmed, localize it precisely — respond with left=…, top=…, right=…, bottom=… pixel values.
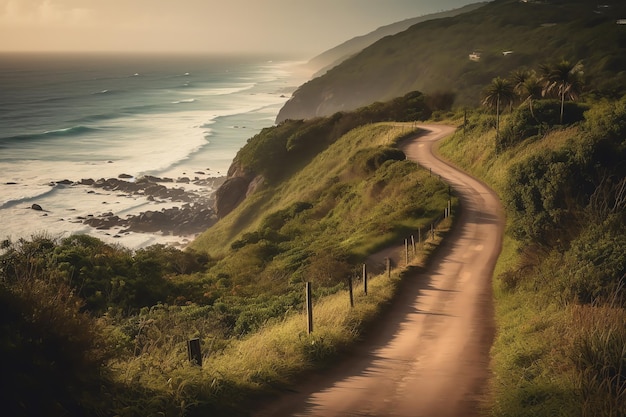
left=105, top=216, right=452, bottom=416
left=438, top=108, right=626, bottom=417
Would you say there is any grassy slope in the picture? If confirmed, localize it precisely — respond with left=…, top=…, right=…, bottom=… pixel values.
left=191, top=123, right=447, bottom=258
left=438, top=104, right=626, bottom=416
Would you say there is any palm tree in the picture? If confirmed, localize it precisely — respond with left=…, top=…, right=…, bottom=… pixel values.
left=509, top=68, right=532, bottom=104
left=542, top=60, right=584, bottom=124
left=520, top=75, right=543, bottom=119
left=482, top=77, right=515, bottom=143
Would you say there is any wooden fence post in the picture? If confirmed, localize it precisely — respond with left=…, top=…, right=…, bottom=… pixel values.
left=405, top=238, right=409, bottom=265
left=306, top=282, right=313, bottom=334
left=187, top=338, right=202, bottom=366
left=411, top=235, right=416, bottom=256
left=363, top=263, right=368, bottom=295
left=348, top=276, right=354, bottom=308
left=386, top=257, right=391, bottom=278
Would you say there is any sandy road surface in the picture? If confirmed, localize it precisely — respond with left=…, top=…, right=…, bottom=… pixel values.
left=253, top=125, right=505, bottom=417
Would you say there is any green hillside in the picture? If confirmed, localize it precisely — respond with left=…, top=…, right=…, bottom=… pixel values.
left=305, top=2, right=487, bottom=76
left=277, top=0, right=626, bottom=121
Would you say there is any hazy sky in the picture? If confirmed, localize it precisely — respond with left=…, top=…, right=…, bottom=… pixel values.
left=0, top=0, right=481, bottom=57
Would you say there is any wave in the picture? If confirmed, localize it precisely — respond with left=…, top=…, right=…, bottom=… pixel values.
left=0, top=125, right=100, bottom=143
left=75, top=112, right=120, bottom=123
left=0, top=183, right=63, bottom=210
left=44, top=125, right=97, bottom=137
left=93, top=89, right=117, bottom=95
left=199, top=84, right=256, bottom=96
left=172, top=98, right=196, bottom=104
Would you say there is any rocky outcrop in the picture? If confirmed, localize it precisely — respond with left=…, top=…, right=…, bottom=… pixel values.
left=84, top=203, right=217, bottom=236
left=214, top=176, right=252, bottom=218
left=211, top=159, right=261, bottom=218
left=71, top=174, right=225, bottom=237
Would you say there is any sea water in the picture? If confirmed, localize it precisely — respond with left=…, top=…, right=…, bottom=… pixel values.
left=0, top=52, right=307, bottom=249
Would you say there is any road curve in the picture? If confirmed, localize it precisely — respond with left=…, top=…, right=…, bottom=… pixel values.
left=253, top=125, right=505, bottom=417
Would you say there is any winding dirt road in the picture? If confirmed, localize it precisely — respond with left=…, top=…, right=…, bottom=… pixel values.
left=253, top=125, right=505, bottom=417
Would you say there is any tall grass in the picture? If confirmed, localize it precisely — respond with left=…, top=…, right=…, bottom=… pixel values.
left=568, top=305, right=626, bottom=417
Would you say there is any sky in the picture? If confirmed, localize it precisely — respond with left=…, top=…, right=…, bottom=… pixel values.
left=0, top=0, right=481, bottom=57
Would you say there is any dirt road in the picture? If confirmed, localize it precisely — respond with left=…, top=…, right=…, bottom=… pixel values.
left=253, top=125, right=505, bottom=417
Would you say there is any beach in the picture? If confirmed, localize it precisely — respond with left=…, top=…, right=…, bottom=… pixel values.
left=0, top=53, right=308, bottom=249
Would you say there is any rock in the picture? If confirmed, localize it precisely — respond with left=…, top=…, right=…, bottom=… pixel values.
left=56, top=179, right=73, bottom=185
left=6, top=182, right=17, bottom=185
left=119, top=173, right=133, bottom=179
left=214, top=176, right=251, bottom=218
left=31, top=203, right=43, bottom=211
left=246, top=175, right=265, bottom=196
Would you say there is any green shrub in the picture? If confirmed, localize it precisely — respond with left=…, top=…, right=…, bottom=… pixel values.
left=498, top=100, right=589, bottom=151
left=0, top=278, right=111, bottom=416
left=349, top=147, right=406, bottom=175
left=504, top=149, right=580, bottom=245
left=558, top=216, right=626, bottom=305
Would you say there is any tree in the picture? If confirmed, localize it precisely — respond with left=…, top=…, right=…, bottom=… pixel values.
left=482, top=77, right=515, bottom=144
left=542, top=60, right=584, bottom=124
left=520, top=75, right=543, bottom=119
left=509, top=69, right=531, bottom=105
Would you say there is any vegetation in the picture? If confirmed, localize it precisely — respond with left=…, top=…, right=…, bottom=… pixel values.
left=439, top=84, right=626, bottom=416
left=482, top=77, right=515, bottom=144
left=1, top=94, right=453, bottom=415
left=278, top=0, right=626, bottom=121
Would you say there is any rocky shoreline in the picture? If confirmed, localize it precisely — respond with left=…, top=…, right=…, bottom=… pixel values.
left=48, top=174, right=226, bottom=240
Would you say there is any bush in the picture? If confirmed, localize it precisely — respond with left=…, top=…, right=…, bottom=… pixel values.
left=498, top=100, right=589, bottom=151
left=505, top=149, right=580, bottom=244
left=0, top=278, right=111, bottom=416
left=349, top=147, right=406, bottom=175
left=558, top=216, right=626, bottom=305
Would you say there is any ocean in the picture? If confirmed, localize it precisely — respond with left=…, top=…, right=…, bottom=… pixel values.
left=0, top=52, right=307, bottom=249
